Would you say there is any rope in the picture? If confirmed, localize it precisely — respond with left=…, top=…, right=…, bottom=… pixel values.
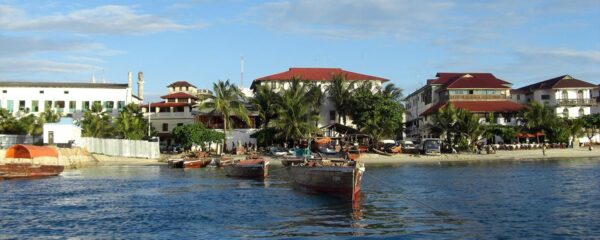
left=364, top=172, right=450, bottom=217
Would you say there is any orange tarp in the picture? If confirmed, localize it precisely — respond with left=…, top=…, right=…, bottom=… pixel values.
left=5, top=145, right=58, bottom=159
left=314, top=137, right=331, bottom=145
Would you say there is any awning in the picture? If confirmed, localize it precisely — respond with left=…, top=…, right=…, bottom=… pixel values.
left=5, top=144, right=58, bottom=159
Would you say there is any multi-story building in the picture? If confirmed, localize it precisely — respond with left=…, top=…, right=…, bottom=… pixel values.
left=141, top=81, right=199, bottom=146
left=404, top=72, right=525, bottom=139
left=0, top=72, right=143, bottom=120
left=251, top=67, right=388, bottom=128
left=512, top=75, right=597, bottom=118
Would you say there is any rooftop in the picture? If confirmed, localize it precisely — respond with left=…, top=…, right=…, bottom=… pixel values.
left=517, top=75, right=598, bottom=91
left=0, top=81, right=128, bottom=89
left=254, top=67, right=388, bottom=83
left=432, top=73, right=511, bottom=90
left=160, top=92, right=198, bottom=100
left=168, top=81, right=196, bottom=88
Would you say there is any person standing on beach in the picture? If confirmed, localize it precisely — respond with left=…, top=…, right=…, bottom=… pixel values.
left=542, top=143, right=546, bottom=156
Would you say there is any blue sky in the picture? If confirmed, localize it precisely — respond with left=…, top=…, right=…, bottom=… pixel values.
left=0, top=0, right=598, bottom=102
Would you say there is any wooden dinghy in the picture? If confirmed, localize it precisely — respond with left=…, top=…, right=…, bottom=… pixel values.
left=1, top=145, right=64, bottom=180
left=224, top=155, right=269, bottom=179
left=289, top=160, right=365, bottom=201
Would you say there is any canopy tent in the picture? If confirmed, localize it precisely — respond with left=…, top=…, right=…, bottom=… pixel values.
left=5, top=144, right=58, bottom=159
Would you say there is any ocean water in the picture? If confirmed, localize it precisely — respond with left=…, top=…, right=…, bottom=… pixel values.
left=1, top=159, right=599, bottom=239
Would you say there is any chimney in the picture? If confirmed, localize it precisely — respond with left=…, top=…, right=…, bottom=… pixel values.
left=137, top=71, right=144, bottom=100
left=127, top=72, right=133, bottom=88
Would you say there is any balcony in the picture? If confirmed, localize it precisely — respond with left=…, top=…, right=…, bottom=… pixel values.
left=556, top=98, right=597, bottom=106
left=448, top=94, right=509, bottom=100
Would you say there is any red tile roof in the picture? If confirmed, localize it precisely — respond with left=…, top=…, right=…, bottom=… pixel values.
left=517, top=75, right=597, bottom=91
left=254, top=68, right=388, bottom=82
left=420, top=101, right=525, bottom=116
left=431, top=73, right=511, bottom=90
left=142, top=102, right=191, bottom=108
left=160, top=92, right=198, bottom=100
left=168, top=81, right=196, bottom=88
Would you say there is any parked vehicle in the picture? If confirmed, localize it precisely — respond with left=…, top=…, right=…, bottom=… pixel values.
left=399, top=140, right=417, bottom=154
left=420, top=138, right=441, bottom=155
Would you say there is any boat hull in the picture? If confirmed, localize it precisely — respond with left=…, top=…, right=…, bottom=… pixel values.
left=290, top=163, right=364, bottom=201
left=224, top=160, right=269, bottom=178
left=167, top=159, right=185, bottom=168
left=183, top=159, right=211, bottom=168
left=0, top=163, right=64, bottom=179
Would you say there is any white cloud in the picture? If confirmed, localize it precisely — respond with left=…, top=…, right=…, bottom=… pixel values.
left=0, top=5, right=197, bottom=34
left=0, top=34, right=104, bottom=57
left=0, top=59, right=100, bottom=73
left=517, top=48, right=600, bottom=62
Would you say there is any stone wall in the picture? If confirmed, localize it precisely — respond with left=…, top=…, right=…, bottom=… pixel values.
left=0, top=147, right=98, bottom=169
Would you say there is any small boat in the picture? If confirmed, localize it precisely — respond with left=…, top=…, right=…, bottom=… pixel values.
left=183, top=158, right=212, bottom=168
left=289, top=160, right=365, bottom=201
left=224, top=156, right=269, bottom=178
left=167, top=158, right=185, bottom=168
left=1, top=144, right=64, bottom=180
left=281, top=157, right=305, bottom=167
left=344, top=146, right=361, bottom=161
left=373, top=148, right=392, bottom=156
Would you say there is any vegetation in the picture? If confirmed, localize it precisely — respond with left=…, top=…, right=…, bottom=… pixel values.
left=172, top=123, right=224, bottom=150
left=197, top=80, right=252, bottom=146
left=327, top=74, right=353, bottom=125
left=79, top=102, right=114, bottom=138
left=0, top=108, right=61, bottom=135
left=114, top=103, right=152, bottom=140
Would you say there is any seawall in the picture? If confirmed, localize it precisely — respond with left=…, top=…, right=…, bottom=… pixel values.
left=0, top=147, right=98, bottom=169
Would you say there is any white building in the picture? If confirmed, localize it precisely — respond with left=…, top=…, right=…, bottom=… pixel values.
left=251, top=67, right=388, bottom=128
left=512, top=75, right=597, bottom=118
left=0, top=72, right=143, bottom=120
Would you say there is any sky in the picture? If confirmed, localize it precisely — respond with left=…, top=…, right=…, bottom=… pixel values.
left=0, top=0, right=599, bottom=102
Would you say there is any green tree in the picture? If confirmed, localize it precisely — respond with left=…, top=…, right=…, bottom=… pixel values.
left=250, top=84, right=279, bottom=127
left=39, top=108, right=61, bottom=123
left=327, top=74, right=354, bottom=124
left=0, top=109, right=20, bottom=134
left=523, top=102, right=555, bottom=142
left=172, top=123, right=225, bottom=150
left=114, top=103, right=152, bottom=140
left=79, top=102, right=114, bottom=138
left=269, top=78, right=320, bottom=143
left=581, top=113, right=600, bottom=142
left=455, top=108, right=483, bottom=150
left=197, top=80, right=252, bottom=145
left=428, top=103, right=459, bottom=150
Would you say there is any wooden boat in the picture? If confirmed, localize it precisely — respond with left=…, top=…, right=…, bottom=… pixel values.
left=0, top=163, right=64, bottom=179
left=167, top=158, right=185, bottom=168
left=1, top=144, right=64, bottom=180
left=289, top=160, right=365, bottom=201
left=373, top=148, right=392, bottom=156
left=224, top=156, right=269, bottom=178
left=183, top=158, right=212, bottom=168
left=281, top=157, right=305, bottom=167
left=344, top=146, right=361, bottom=161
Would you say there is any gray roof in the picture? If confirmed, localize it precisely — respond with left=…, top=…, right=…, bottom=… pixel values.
left=0, top=81, right=128, bottom=89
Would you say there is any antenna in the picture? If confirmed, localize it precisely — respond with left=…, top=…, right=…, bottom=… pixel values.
left=240, top=56, right=244, bottom=87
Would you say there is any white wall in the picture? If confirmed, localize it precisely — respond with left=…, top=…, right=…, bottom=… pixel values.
left=43, top=124, right=81, bottom=145
left=79, top=137, right=160, bottom=159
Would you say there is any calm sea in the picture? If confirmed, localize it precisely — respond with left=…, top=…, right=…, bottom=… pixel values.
left=1, top=159, right=599, bottom=239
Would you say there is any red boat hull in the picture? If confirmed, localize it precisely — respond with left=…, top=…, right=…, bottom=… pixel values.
left=0, top=163, right=64, bottom=179
left=290, top=163, right=364, bottom=201
left=183, top=159, right=211, bottom=168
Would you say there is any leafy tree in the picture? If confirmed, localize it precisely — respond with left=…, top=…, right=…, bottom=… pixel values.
left=327, top=74, right=354, bottom=124
left=581, top=113, right=600, bottom=142
left=428, top=103, right=458, bottom=150
left=455, top=108, right=483, bottom=150
left=172, top=123, right=225, bottom=150
left=79, top=102, right=114, bottom=138
left=114, top=103, right=152, bottom=140
left=0, top=109, right=21, bottom=134
left=269, top=78, right=320, bottom=143
left=250, top=85, right=279, bottom=127
left=197, top=80, right=252, bottom=145
left=39, top=108, right=61, bottom=123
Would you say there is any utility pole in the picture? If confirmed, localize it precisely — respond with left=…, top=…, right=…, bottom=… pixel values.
left=148, top=102, right=152, bottom=138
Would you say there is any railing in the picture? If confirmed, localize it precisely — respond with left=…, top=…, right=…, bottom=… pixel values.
left=556, top=98, right=597, bottom=106
left=146, top=112, right=192, bottom=118
left=448, top=94, right=509, bottom=100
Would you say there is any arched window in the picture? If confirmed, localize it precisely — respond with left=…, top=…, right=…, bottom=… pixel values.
left=579, top=108, right=585, bottom=117
left=563, top=108, right=569, bottom=118
left=562, top=90, right=568, bottom=99
left=577, top=90, right=584, bottom=100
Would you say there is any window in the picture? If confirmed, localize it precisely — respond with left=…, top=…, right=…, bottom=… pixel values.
left=69, top=101, right=76, bottom=113
left=2, top=90, right=6, bottom=93
left=64, top=90, right=69, bottom=94
left=7, top=100, right=14, bottom=113
left=541, top=95, right=550, bottom=100
left=517, top=94, right=521, bottom=100
left=577, top=90, right=584, bottom=100
left=177, top=123, right=183, bottom=127
left=39, top=90, right=44, bottom=94
left=19, top=100, right=26, bottom=111
left=162, top=123, right=168, bottom=132
left=118, top=101, right=125, bottom=110
left=55, top=101, right=65, bottom=112
left=45, top=101, right=52, bottom=110
left=271, top=81, right=276, bottom=89
left=330, top=111, right=336, bottom=122
left=579, top=108, right=585, bottom=117
left=31, top=100, right=39, bottom=112
left=104, top=101, right=115, bottom=109
left=82, top=101, right=90, bottom=111
left=562, top=90, right=568, bottom=99
left=468, top=90, right=474, bottom=95
left=563, top=108, right=569, bottom=118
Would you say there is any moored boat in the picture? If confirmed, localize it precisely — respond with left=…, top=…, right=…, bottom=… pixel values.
left=167, top=158, right=185, bottom=168
left=1, top=144, right=64, bottom=180
left=224, top=156, right=269, bottom=178
left=183, top=158, right=212, bottom=168
left=289, top=160, right=365, bottom=201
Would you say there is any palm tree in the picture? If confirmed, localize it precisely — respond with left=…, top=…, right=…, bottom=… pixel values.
left=114, top=103, right=150, bottom=140
left=197, top=80, right=252, bottom=147
left=250, top=85, right=279, bottom=127
left=428, top=103, right=458, bottom=150
left=269, top=78, right=320, bottom=143
left=523, top=102, right=555, bottom=142
left=455, top=108, right=483, bottom=150
left=40, top=108, right=61, bottom=123
left=79, top=102, right=114, bottom=138
left=327, top=74, right=353, bottom=124
left=380, top=83, right=403, bottom=102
